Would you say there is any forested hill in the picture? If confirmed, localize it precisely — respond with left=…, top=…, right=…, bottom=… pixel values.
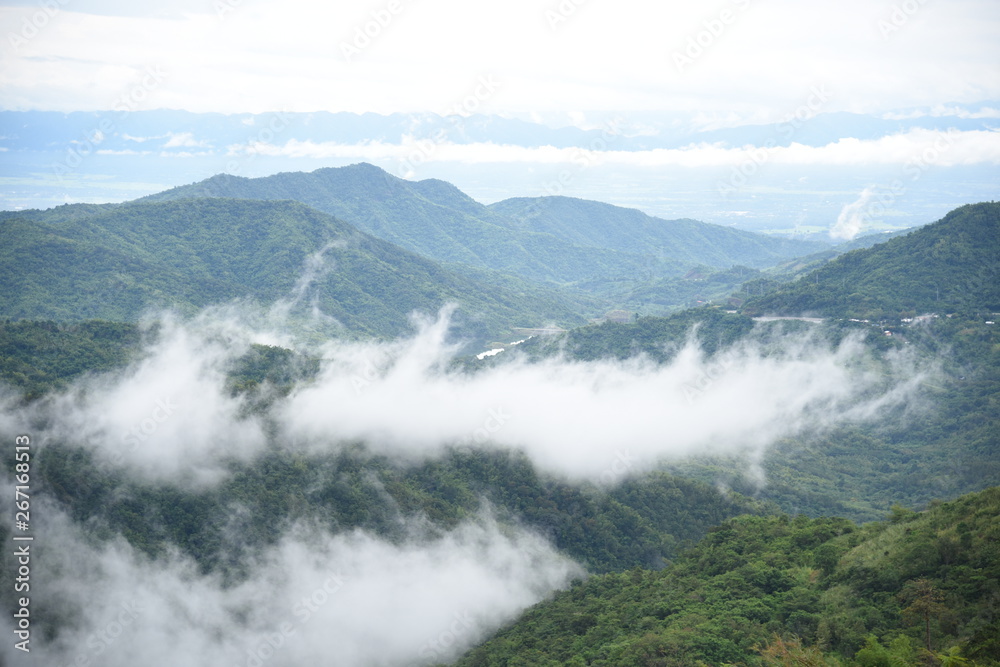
left=140, top=163, right=826, bottom=286
left=743, top=202, right=1000, bottom=319
left=0, top=197, right=589, bottom=341
left=489, top=195, right=828, bottom=267
left=455, top=486, right=1000, bottom=666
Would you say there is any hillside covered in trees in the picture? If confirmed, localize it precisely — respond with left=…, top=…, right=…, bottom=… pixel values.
left=742, top=202, right=1000, bottom=320
left=455, top=487, right=1000, bottom=666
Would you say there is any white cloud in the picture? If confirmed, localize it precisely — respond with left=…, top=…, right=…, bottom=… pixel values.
left=122, top=133, right=167, bottom=142
left=29, top=313, right=268, bottom=485
left=280, top=308, right=925, bottom=481
left=158, top=150, right=212, bottom=157
left=830, top=187, right=876, bottom=241
left=0, top=0, right=997, bottom=115
left=882, top=105, right=1000, bottom=120
left=0, top=295, right=931, bottom=664
left=163, top=131, right=209, bottom=148
left=0, top=504, right=579, bottom=667
left=230, top=128, right=1000, bottom=170
left=96, top=148, right=150, bottom=155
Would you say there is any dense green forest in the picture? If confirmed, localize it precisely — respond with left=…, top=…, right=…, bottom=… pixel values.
left=1, top=444, right=772, bottom=582
left=0, top=319, right=142, bottom=399
left=742, top=202, right=1000, bottom=320
left=454, top=486, right=1000, bottom=666
left=0, top=197, right=594, bottom=343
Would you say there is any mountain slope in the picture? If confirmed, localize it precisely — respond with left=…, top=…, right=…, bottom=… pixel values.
left=743, top=202, right=1000, bottom=318
left=0, top=198, right=588, bottom=341
left=140, top=164, right=825, bottom=289
left=140, top=163, right=672, bottom=286
left=490, top=195, right=829, bottom=267
left=456, top=486, right=1000, bottom=666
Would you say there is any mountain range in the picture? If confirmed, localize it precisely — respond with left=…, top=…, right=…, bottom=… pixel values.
left=0, top=197, right=592, bottom=342
left=3, top=162, right=847, bottom=344
left=141, top=163, right=827, bottom=287
left=1, top=171, right=999, bottom=665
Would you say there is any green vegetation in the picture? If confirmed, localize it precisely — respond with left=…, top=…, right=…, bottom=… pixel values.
left=142, top=164, right=826, bottom=297
left=491, top=196, right=828, bottom=269
left=498, top=309, right=1000, bottom=524
left=0, top=197, right=592, bottom=343
left=743, top=203, right=1000, bottom=320
left=3, top=193, right=998, bottom=665
left=0, top=319, right=142, bottom=399
left=3, top=444, right=771, bottom=579
left=455, top=487, right=1000, bottom=666
left=619, top=265, right=763, bottom=313
left=517, top=309, right=757, bottom=363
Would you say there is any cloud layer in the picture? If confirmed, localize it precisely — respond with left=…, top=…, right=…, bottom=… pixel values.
left=227, top=128, right=1000, bottom=171
left=0, top=306, right=930, bottom=665
left=1, top=0, right=997, bottom=115
left=0, top=503, right=580, bottom=667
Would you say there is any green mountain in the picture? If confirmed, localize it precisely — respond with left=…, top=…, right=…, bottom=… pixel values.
left=140, top=164, right=826, bottom=291
left=742, top=202, right=1000, bottom=319
left=455, top=486, right=1000, bottom=666
left=490, top=195, right=829, bottom=268
left=0, top=198, right=589, bottom=342
left=139, top=164, right=667, bottom=286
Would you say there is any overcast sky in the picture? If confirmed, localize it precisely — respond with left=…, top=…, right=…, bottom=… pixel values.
left=1, top=0, right=998, bottom=124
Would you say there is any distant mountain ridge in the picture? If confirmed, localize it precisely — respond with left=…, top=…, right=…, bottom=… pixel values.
left=141, top=163, right=828, bottom=289
left=490, top=195, right=825, bottom=267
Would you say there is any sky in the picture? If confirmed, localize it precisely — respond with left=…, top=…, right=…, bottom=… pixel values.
left=1, top=0, right=998, bottom=123
left=0, top=0, right=998, bottom=231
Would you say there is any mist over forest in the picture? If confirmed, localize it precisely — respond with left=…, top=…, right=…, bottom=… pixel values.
left=2, top=1, right=999, bottom=665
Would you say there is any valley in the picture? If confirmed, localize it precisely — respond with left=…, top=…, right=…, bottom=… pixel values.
left=1, top=170, right=998, bottom=665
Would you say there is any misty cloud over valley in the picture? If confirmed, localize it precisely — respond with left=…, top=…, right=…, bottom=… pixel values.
left=0, top=295, right=933, bottom=666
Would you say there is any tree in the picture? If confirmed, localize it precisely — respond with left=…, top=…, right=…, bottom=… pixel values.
left=899, top=578, right=946, bottom=654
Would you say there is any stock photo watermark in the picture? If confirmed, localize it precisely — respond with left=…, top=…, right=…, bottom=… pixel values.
left=6, top=0, right=69, bottom=51
left=717, top=84, right=832, bottom=197
left=672, top=0, right=752, bottom=74
left=513, top=115, right=626, bottom=221
left=681, top=356, right=734, bottom=406
left=545, top=0, right=588, bottom=31
left=12, top=435, right=33, bottom=653
left=225, top=111, right=293, bottom=175
left=238, top=572, right=346, bottom=667
left=598, top=449, right=636, bottom=487
left=470, top=407, right=511, bottom=445
left=397, top=74, right=501, bottom=178
left=340, top=0, right=412, bottom=62
left=419, top=611, right=476, bottom=663
left=878, top=0, right=929, bottom=40
left=832, top=128, right=959, bottom=238
left=51, top=65, right=168, bottom=181
left=54, top=599, right=144, bottom=666
left=112, top=396, right=178, bottom=464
